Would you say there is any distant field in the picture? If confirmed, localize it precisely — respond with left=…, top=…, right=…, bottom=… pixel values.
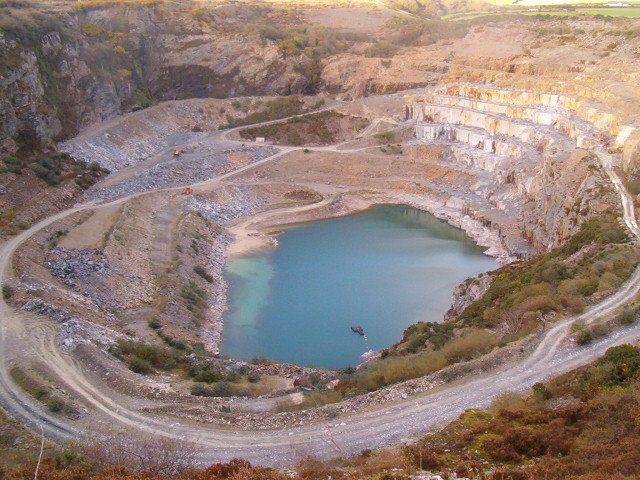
left=528, top=6, right=640, bottom=16
left=486, top=0, right=640, bottom=4
left=445, top=5, right=640, bottom=20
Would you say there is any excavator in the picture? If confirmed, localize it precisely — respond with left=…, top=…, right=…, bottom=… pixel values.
left=594, top=132, right=623, bottom=154
left=182, top=186, right=193, bottom=195
left=607, top=146, right=624, bottom=154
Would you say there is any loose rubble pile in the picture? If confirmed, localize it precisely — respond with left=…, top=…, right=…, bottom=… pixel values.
left=84, top=144, right=278, bottom=202
left=21, top=298, right=120, bottom=351
left=46, top=247, right=145, bottom=310
left=21, top=298, right=74, bottom=323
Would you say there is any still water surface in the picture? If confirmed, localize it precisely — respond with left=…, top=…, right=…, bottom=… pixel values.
left=221, top=205, right=497, bottom=368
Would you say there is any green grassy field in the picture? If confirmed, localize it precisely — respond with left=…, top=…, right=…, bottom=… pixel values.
left=485, top=0, right=640, bottom=5
left=444, top=5, right=640, bottom=20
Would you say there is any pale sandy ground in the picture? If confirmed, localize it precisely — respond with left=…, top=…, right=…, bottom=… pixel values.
left=58, top=204, right=122, bottom=249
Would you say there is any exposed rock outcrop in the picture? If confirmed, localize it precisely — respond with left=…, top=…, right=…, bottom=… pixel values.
left=446, top=273, right=493, bottom=320
left=0, top=5, right=318, bottom=155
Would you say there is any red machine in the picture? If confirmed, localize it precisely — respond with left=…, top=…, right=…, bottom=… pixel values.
left=182, top=186, right=193, bottom=195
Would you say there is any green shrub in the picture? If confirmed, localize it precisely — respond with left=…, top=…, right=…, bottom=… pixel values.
left=127, top=356, right=153, bottom=374
left=576, top=329, right=592, bottom=346
left=191, top=381, right=234, bottom=397
left=191, top=383, right=215, bottom=397
left=364, top=41, right=398, bottom=58
left=148, top=318, right=161, bottom=330
left=81, top=22, right=107, bottom=37
left=2, top=284, right=13, bottom=300
left=2, top=156, right=22, bottom=174
left=113, top=339, right=182, bottom=374
left=47, top=397, right=65, bottom=413
left=532, top=382, right=551, bottom=400
left=595, top=344, right=640, bottom=385
left=180, top=281, right=207, bottom=321
left=618, top=305, right=638, bottom=325
left=251, top=356, right=273, bottom=365
left=224, top=96, right=306, bottom=128
left=374, top=131, right=396, bottom=144
left=194, top=265, right=213, bottom=283
left=441, top=329, right=497, bottom=364
left=189, top=364, right=223, bottom=383
left=213, top=381, right=234, bottom=397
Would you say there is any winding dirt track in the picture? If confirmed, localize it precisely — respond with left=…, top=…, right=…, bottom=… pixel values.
left=1, top=123, right=640, bottom=466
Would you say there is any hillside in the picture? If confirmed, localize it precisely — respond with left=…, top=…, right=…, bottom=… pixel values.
left=1, top=0, right=640, bottom=478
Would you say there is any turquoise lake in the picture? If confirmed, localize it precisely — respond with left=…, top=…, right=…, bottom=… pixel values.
left=221, top=205, right=497, bottom=368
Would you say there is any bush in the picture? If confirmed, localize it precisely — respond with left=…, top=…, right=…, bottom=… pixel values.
left=440, top=329, right=497, bottom=364
left=113, top=339, right=182, bottom=374
left=47, top=397, right=66, bottom=413
left=194, top=265, right=213, bottom=283
left=251, top=356, right=273, bottom=365
left=2, top=156, right=22, bottom=174
left=191, top=383, right=215, bottom=397
left=190, top=381, right=234, bottom=397
left=189, top=364, right=223, bottom=383
left=180, top=281, right=207, bottom=321
left=213, top=381, right=234, bottom=397
left=532, top=382, right=551, bottom=401
left=576, top=329, right=592, bottom=346
left=364, top=41, right=399, bottom=58
left=127, top=356, right=153, bottom=375
left=2, top=284, right=13, bottom=300
left=374, top=131, right=395, bottom=144
left=31, top=156, right=63, bottom=185
left=224, top=96, right=306, bottom=128
left=148, top=318, right=161, bottom=330
left=618, top=306, right=638, bottom=325
left=595, top=344, right=640, bottom=385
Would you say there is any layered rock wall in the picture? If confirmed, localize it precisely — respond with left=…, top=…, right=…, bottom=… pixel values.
left=407, top=84, right=621, bottom=253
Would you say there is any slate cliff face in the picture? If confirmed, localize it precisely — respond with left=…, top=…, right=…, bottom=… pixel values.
left=0, top=5, right=315, bottom=155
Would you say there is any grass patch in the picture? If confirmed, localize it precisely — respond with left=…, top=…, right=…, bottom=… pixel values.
left=239, top=110, right=369, bottom=146
left=374, top=131, right=396, bottom=144
left=2, top=151, right=109, bottom=188
left=193, top=265, right=213, bottom=283
left=110, top=339, right=182, bottom=375
left=223, top=96, right=317, bottom=129
left=337, top=328, right=497, bottom=395
left=180, top=281, right=207, bottom=323
left=9, top=367, right=73, bottom=415
left=2, top=284, right=13, bottom=300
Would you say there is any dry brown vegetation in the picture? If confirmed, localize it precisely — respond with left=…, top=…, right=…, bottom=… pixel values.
left=3, top=343, right=639, bottom=479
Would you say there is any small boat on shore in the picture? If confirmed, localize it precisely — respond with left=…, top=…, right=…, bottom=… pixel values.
left=351, top=325, right=364, bottom=336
